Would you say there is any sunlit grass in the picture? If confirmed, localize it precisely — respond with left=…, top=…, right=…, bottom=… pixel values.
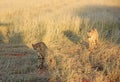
left=0, top=0, right=120, bottom=82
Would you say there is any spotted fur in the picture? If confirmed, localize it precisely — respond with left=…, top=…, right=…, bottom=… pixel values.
left=32, top=42, right=48, bottom=69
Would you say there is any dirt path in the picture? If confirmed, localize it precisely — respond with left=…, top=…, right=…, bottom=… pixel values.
left=0, top=44, right=51, bottom=82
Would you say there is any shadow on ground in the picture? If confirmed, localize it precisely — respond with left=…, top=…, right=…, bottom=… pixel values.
left=75, top=5, right=120, bottom=44
left=9, top=32, right=24, bottom=44
left=0, top=22, right=24, bottom=44
left=75, top=5, right=120, bottom=23
left=0, top=22, right=11, bottom=27
left=64, top=30, right=80, bottom=44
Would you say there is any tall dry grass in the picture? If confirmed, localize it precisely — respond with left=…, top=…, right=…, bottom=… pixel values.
left=0, top=0, right=120, bottom=82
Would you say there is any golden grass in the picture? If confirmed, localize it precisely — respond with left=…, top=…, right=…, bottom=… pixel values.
left=0, top=0, right=120, bottom=82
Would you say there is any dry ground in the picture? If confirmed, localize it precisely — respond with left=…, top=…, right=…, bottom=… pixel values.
left=0, top=0, right=120, bottom=82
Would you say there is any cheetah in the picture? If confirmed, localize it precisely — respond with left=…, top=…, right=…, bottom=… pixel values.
left=32, top=42, right=48, bottom=69
left=32, top=42, right=56, bottom=70
left=87, top=28, right=99, bottom=52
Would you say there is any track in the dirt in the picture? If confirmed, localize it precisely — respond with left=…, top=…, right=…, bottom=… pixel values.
left=0, top=44, right=34, bottom=56
left=0, top=44, right=51, bottom=82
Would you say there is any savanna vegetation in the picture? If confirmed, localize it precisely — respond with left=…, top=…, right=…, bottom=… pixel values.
left=0, top=0, right=120, bottom=82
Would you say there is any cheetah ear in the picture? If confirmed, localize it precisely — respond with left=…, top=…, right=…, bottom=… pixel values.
left=93, top=28, right=96, bottom=31
left=32, top=44, right=34, bottom=47
left=87, top=32, right=90, bottom=35
left=87, top=32, right=89, bottom=35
